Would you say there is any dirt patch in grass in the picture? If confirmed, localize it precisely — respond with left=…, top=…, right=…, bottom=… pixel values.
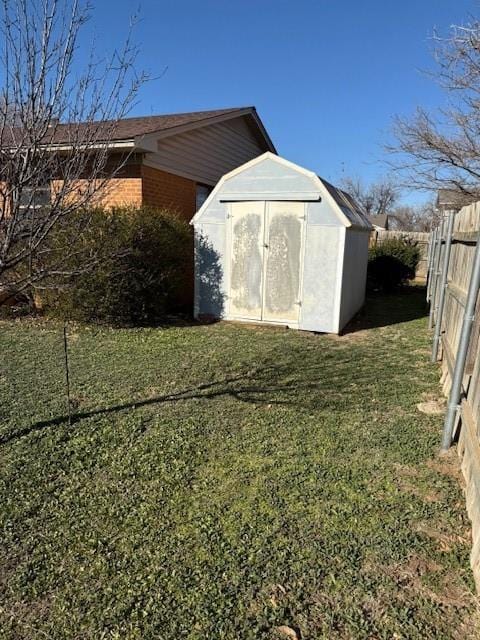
left=393, top=462, right=447, bottom=503
left=388, top=555, right=474, bottom=610
left=453, top=605, right=480, bottom=640
left=273, top=625, right=301, bottom=640
left=329, top=329, right=372, bottom=344
left=397, top=477, right=443, bottom=503
left=414, top=521, right=471, bottom=551
left=427, top=449, right=464, bottom=483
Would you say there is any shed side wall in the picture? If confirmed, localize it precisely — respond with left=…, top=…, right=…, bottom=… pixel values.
left=300, top=225, right=341, bottom=333
left=194, top=223, right=227, bottom=319
left=338, top=229, right=369, bottom=331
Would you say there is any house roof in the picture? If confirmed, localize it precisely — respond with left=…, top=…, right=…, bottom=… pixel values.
left=367, top=214, right=389, bottom=229
left=436, top=188, right=476, bottom=211
left=52, top=107, right=249, bottom=142
left=1, top=106, right=276, bottom=151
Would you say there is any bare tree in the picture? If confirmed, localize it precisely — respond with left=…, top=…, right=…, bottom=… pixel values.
left=340, top=176, right=400, bottom=216
left=0, top=0, right=146, bottom=303
left=390, top=19, right=480, bottom=199
left=389, top=200, right=440, bottom=232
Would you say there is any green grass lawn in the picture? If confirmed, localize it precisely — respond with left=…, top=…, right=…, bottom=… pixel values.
left=0, top=289, right=478, bottom=639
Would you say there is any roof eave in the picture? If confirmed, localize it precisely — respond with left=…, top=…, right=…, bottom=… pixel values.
left=249, top=108, right=276, bottom=153
left=3, top=139, right=137, bottom=153
left=1, top=107, right=276, bottom=154
left=133, top=107, right=276, bottom=153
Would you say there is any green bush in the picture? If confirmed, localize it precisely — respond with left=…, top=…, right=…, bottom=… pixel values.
left=368, top=237, right=420, bottom=291
left=43, top=206, right=192, bottom=323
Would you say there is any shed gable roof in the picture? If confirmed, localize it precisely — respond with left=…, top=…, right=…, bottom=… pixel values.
left=192, top=152, right=371, bottom=230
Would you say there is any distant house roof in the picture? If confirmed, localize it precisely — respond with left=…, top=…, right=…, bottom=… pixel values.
left=436, top=189, right=477, bottom=211
left=0, top=106, right=276, bottom=152
left=367, top=214, right=389, bottom=230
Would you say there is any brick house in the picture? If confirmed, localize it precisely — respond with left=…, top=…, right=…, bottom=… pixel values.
left=45, top=106, right=276, bottom=220
left=0, top=107, right=275, bottom=308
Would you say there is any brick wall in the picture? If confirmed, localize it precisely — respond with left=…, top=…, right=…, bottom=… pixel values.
left=141, top=164, right=197, bottom=221
left=50, top=162, right=198, bottom=216
left=51, top=177, right=143, bottom=208
left=141, top=165, right=197, bottom=307
left=103, top=178, right=143, bottom=207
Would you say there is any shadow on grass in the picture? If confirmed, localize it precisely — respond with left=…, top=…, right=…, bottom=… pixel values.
left=343, top=285, right=428, bottom=334
left=0, top=362, right=321, bottom=446
left=2, top=288, right=429, bottom=446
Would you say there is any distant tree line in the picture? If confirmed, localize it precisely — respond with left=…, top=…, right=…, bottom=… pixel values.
left=340, top=176, right=439, bottom=232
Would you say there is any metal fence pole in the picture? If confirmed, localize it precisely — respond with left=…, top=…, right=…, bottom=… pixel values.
left=63, top=323, right=72, bottom=425
left=432, top=211, right=455, bottom=362
left=428, top=225, right=439, bottom=327
left=426, top=231, right=431, bottom=300
left=429, top=218, right=445, bottom=330
left=441, top=229, right=480, bottom=452
left=426, top=227, right=437, bottom=303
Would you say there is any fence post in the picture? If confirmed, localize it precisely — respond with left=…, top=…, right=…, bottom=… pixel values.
left=429, top=217, right=445, bottom=330
left=63, top=323, right=72, bottom=425
left=441, top=227, right=480, bottom=452
left=432, top=211, right=455, bottom=362
left=426, top=227, right=437, bottom=303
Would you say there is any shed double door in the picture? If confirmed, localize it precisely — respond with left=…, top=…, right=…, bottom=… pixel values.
left=228, top=201, right=304, bottom=325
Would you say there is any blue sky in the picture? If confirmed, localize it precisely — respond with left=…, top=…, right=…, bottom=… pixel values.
left=89, top=0, right=478, bottom=201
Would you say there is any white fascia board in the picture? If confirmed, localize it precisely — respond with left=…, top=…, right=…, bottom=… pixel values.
left=8, top=139, right=136, bottom=153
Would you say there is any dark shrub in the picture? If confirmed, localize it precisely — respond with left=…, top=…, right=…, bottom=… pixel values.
left=368, top=237, right=420, bottom=291
left=44, top=206, right=192, bottom=323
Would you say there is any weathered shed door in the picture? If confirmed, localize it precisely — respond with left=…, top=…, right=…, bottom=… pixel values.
left=228, top=201, right=304, bottom=325
left=262, top=201, right=304, bottom=324
left=229, top=201, right=265, bottom=320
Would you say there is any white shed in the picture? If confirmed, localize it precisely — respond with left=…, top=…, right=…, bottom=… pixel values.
left=190, top=153, right=371, bottom=334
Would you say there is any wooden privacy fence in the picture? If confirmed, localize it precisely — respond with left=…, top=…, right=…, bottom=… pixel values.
left=427, top=201, right=480, bottom=590
left=370, top=229, right=429, bottom=280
